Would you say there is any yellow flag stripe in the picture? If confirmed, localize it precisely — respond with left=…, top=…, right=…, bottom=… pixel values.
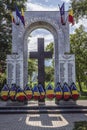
left=33, top=92, right=40, bottom=96
left=72, top=90, right=79, bottom=95
left=1, top=91, right=9, bottom=95
left=56, top=92, right=63, bottom=95
left=16, top=92, right=25, bottom=97
left=64, top=92, right=71, bottom=95
left=9, top=91, right=16, bottom=96
left=21, top=8, right=24, bottom=16
left=24, top=91, right=32, bottom=95
left=69, top=9, right=73, bottom=16
left=46, top=90, right=54, bottom=95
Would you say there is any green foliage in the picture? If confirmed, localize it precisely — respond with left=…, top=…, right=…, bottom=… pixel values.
left=70, top=25, right=87, bottom=91
left=46, top=42, right=54, bottom=54
left=73, top=121, right=87, bottom=130
left=45, top=42, right=54, bottom=82
left=71, top=0, right=87, bottom=22
left=79, top=95, right=87, bottom=100
left=6, top=0, right=26, bottom=11
left=0, top=0, right=27, bottom=76
left=28, top=59, right=37, bottom=85
left=45, top=66, right=54, bottom=82
left=0, top=1, right=11, bottom=63
left=0, top=73, right=6, bottom=90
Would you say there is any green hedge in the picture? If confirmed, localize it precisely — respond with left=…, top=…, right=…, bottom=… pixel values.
left=73, top=121, right=87, bottom=130
left=0, top=73, right=6, bottom=91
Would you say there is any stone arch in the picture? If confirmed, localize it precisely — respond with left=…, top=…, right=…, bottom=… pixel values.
left=9, top=11, right=71, bottom=88
left=23, top=20, right=59, bottom=86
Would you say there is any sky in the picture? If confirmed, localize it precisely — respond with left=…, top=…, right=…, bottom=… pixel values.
left=25, top=0, right=87, bottom=52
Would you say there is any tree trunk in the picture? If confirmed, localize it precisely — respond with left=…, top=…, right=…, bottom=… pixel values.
left=78, top=80, right=82, bottom=92
left=29, top=75, right=32, bottom=88
left=76, top=62, right=83, bottom=92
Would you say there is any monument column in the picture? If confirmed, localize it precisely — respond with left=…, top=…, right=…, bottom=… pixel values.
left=6, top=54, right=24, bottom=88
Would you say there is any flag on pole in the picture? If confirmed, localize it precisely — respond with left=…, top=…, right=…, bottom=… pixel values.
left=15, top=5, right=25, bottom=26
left=10, top=12, right=16, bottom=24
left=68, top=9, right=74, bottom=25
left=59, top=3, right=65, bottom=25
left=21, top=8, right=25, bottom=26
left=15, top=5, right=22, bottom=20
left=1, top=84, right=9, bottom=101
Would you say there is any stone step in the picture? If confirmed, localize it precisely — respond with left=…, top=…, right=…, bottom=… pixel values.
left=0, top=105, right=87, bottom=110
left=0, top=106, right=87, bottom=114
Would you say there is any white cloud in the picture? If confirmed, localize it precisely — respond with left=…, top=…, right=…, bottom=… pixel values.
left=61, top=0, right=70, bottom=3
left=45, top=0, right=48, bottom=2
left=26, top=2, right=58, bottom=11
left=28, top=33, right=53, bottom=52
left=70, top=18, right=87, bottom=34
left=75, top=18, right=87, bottom=29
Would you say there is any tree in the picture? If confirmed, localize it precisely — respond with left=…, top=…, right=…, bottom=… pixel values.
left=45, top=66, right=54, bottom=82
left=0, top=0, right=27, bottom=86
left=71, top=0, right=87, bottom=21
left=70, top=25, right=87, bottom=91
left=0, top=1, right=11, bottom=72
left=28, top=59, right=37, bottom=86
left=46, top=42, right=54, bottom=54
left=45, top=42, right=54, bottom=82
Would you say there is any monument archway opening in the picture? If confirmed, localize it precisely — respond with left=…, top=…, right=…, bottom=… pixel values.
left=23, top=20, right=59, bottom=87
left=27, top=28, right=54, bottom=88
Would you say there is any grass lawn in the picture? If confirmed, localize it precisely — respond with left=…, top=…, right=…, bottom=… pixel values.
left=73, top=121, right=87, bottom=130
left=78, top=95, right=87, bottom=100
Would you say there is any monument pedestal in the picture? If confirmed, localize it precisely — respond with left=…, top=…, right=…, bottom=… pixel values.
left=6, top=100, right=26, bottom=106
left=38, top=101, right=45, bottom=106
left=55, top=99, right=76, bottom=106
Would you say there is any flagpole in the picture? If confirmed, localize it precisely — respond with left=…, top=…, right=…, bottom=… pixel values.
left=15, top=0, right=20, bottom=25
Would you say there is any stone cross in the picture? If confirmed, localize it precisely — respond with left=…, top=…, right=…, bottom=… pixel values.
left=29, top=38, right=52, bottom=89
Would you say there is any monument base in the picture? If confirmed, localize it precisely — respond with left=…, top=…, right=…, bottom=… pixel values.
left=55, top=99, right=76, bottom=106
left=6, top=100, right=26, bottom=106
left=38, top=101, right=45, bottom=106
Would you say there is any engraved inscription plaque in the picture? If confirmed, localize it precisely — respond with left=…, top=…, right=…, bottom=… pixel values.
left=59, top=54, right=76, bottom=85
left=60, top=63, right=65, bottom=84
left=6, top=54, right=23, bottom=88
left=16, top=63, right=20, bottom=86
left=7, top=63, right=14, bottom=86
left=68, top=63, right=73, bottom=84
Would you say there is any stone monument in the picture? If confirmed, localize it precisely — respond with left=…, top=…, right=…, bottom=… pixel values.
left=59, top=54, right=76, bottom=86
left=7, top=11, right=75, bottom=88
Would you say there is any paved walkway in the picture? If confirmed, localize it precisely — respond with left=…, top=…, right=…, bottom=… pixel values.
left=0, top=100, right=87, bottom=130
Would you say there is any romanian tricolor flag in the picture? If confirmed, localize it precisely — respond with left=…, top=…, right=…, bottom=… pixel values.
left=24, top=85, right=32, bottom=100
left=9, top=84, right=17, bottom=101
left=10, top=12, right=15, bottom=24
left=63, top=83, right=71, bottom=100
left=32, top=85, right=40, bottom=100
left=0, top=84, right=9, bottom=101
left=38, top=84, right=45, bottom=100
left=46, top=84, right=55, bottom=100
left=70, top=83, right=79, bottom=100
left=15, top=5, right=25, bottom=26
left=54, top=82, right=63, bottom=100
left=21, top=8, right=25, bottom=26
left=59, top=3, right=65, bottom=25
left=68, top=9, right=74, bottom=25
left=16, top=87, right=26, bottom=102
